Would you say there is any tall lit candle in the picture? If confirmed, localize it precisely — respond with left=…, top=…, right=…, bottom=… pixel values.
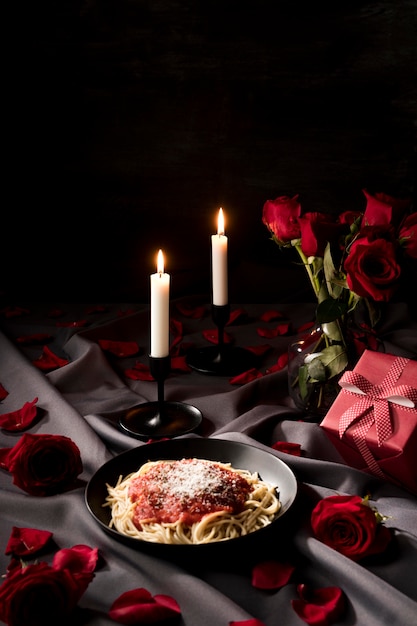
left=211, top=207, right=228, bottom=306
left=150, top=249, right=170, bottom=357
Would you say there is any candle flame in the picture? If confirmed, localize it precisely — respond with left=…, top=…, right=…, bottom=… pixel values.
left=157, top=249, right=164, bottom=274
left=217, top=207, right=225, bottom=236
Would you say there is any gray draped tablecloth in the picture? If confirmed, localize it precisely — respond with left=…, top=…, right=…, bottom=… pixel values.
left=1, top=299, right=416, bottom=626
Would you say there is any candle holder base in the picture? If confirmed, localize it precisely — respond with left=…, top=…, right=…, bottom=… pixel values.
left=119, top=401, right=203, bottom=440
left=186, top=344, right=256, bottom=376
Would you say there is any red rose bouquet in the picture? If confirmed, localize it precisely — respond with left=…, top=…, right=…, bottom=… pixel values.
left=262, top=189, right=416, bottom=410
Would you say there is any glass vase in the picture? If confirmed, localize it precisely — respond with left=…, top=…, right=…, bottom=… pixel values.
left=287, top=324, right=346, bottom=419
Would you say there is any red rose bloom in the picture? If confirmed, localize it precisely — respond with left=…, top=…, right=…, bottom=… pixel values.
left=298, top=212, right=346, bottom=257
left=0, top=562, right=82, bottom=626
left=262, top=195, right=301, bottom=244
left=362, top=189, right=412, bottom=227
left=399, top=212, right=417, bottom=259
left=344, top=235, right=401, bottom=301
left=311, top=495, right=392, bottom=561
left=0, top=433, right=83, bottom=496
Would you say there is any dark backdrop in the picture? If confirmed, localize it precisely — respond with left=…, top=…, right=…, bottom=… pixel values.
left=4, top=0, right=417, bottom=303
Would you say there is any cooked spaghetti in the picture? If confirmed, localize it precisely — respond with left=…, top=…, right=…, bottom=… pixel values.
left=104, top=457, right=281, bottom=544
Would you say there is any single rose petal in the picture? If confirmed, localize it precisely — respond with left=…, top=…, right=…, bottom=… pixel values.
left=0, top=383, right=8, bottom=400
left=98, top=340, right=140, bottom=357
left=117, top=308, right=136, bottom=317
left=246, top=344, right=271, bottom=357
left=175, top=302, right=206, bottom=319
left=257, top=322, right=290, bottom=338
left=16, top=333, right=53, bottom=345
left=32, top=346, right=69, bottom=371
left=53, top=545, right=99, bottom=575
left=292, top=585, right=345, bottom=625
left=227, top=308, right=248, bottom=325
left=170, top=318, right=183, bottom=339
left=0, top=397, right=39, bottom=431
left=108, top=587, right=181, bottom=624
left=229, top=368, right=263, bottom=385
left=272, top=441, right=302, bottom=456
left=124, top=363, right=154, bottom=381
left=171, top=355, right=191, bottom=372
left=5, top=526, right=53, bottom=556
left=260, top=309, right=285, bottom=322
left=251, top=560, right=295, bottom=589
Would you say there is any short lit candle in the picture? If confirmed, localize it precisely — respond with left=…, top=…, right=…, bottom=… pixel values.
left=150, top=249, right=171, bottom=357
left=211, top=207, right=228, bottom=306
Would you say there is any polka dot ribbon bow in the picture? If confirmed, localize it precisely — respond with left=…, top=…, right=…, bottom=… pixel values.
left=337, top=356, right=417, bottom=477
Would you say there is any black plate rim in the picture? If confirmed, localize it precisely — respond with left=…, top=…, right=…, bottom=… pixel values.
left=85, top=437, right=298, bottom=550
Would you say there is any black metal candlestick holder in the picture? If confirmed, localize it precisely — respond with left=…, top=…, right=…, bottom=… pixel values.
left=118, top=355, right=203, bottom=439
left=186, top=304, right=257, bottom=376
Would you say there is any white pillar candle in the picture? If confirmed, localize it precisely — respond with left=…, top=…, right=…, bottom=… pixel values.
left=150, top=249, right=171, bottom=357
left=211, top=207, right=228, bottom=306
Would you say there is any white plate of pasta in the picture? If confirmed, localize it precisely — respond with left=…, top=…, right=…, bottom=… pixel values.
left=85, top=437, right=297, bottom=556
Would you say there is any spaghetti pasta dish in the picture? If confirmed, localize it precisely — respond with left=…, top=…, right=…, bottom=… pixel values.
left=104, top=457, right=281, bottom=544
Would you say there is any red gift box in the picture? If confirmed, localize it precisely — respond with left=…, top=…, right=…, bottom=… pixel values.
left=320, top=349, right=417, bottom=495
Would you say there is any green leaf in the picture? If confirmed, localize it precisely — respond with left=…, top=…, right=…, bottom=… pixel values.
left=298, top=364, right=310, bottom=399
left=307, top=356, right=327, bottom=382
left=318, top=345, right=349, bottom=379
left=316, top=298, right=348, bottom=324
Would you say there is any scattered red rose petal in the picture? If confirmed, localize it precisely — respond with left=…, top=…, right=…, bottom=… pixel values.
left=108, top=587, right=181, bottom=624
left=16, top=333, right=53, bottom=345
left=0, top=397, right=39, bottom=431
left=98, top=340, right=140, bottom=357
left=259, top=309, right=286, bottom=322
left=246, top=344, right=271, bottom=357
left=251, top=560, right=295, bottom=590
left=170, top=318, right=183, bottom=338
left=124, top=362, right=154, bottom=381
left=226, top=308, right=248, bottom=325
left=32, top=346, right=69, bottom=371
left=292, top=585, right=345, bottom=626
left=5, top=526, right=53, bottom=556
left=175, top=302, right=206, bottom=318
left=0, top=383, right=8, bottom=401
left=266, top=353, right=289, bottom=373
left=229, top=368, right=263, bottom=385
left=272, top=441, right=302, bottom=456
left=257, top=322, right=291, bottom=338
left=53, top=544, right=99, bottom=575
left=171, top=355, right=191, bottom=372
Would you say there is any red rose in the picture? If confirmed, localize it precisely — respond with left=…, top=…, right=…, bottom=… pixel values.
left=399, top=212, right=417, bottom=259
left=0, top=562, right=82, bottom=626
left=362, top=189, right=412, bottom=227
left=344, top=234, right=401, bottom=301
left=298, top=212, right=346, bottom=257
left=311, top=495, right=392, bottom=561
left=0, top=433, right=83, bottom=496
left=262, top=195, right=301, bottom=244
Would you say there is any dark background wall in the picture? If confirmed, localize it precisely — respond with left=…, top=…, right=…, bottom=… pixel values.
left=4, top=0, right=416, bottom=303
